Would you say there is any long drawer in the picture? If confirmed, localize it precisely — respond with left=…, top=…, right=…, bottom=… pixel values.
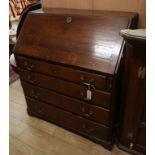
left=20, top=70, right=111, bottom=109
left=26, top=97, right=111, bottom=142
left=22, top=82, right=110, bottom=125
left=16, top=56, right=113, bottom=91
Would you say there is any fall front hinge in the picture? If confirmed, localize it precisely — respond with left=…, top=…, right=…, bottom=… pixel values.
left=138, top=66, right=146, bottom=79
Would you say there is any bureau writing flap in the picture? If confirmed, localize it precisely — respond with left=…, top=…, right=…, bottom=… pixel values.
left=14, top=8, right=138, bottom=74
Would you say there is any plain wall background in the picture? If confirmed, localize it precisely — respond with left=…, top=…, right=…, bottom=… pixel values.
left=42, top=0, right=146, bottom=28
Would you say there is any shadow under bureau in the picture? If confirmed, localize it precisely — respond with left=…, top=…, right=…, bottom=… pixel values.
left=13, top=8, right=138, bottom=150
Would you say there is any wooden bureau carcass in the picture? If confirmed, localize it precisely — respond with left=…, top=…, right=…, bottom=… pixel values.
left=13, top=8, right=138, bottom=149
left=117, top=29, right=146, bottom=154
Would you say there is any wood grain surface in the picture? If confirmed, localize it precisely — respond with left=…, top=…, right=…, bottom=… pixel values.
left=14, top=9, right=137, bottom=74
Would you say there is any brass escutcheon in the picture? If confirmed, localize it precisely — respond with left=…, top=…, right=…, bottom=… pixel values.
left=66, top=16, right=72, bottom=23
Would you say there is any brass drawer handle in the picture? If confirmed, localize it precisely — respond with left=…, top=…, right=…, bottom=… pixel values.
left=34, top=105, right=44, bottom=114
left=31, top=90, right=40, bottom=99
left=52, top=70, right=57, bottom=73
left=82, top=124, right=94, bottom=135
left=80, top=76, right=95, bottom=89
left=27, top=75, right=38, bottom=84
left=27, top=64, right=35, bottom=71
left=24, top=61, right=28, bottom=66
left=81, top=107, right=94, bottom=117
left=24, top=61, right=35, bottom=71
left=37, top=109, right=43, bottom=114
left=89, top=78, right=95, bottom=84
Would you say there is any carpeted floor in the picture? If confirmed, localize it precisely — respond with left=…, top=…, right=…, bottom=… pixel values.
left=9, top=63, right=19, bottom=84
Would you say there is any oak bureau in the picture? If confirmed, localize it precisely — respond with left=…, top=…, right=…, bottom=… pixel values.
left=13, top=8, right=138, bottom=149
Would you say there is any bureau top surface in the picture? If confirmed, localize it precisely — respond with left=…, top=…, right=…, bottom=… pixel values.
left=14, top=8, right=137, bottom=75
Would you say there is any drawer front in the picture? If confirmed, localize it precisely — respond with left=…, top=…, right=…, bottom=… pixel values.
left=16, top=56, right=112, bottom=91
left=26, top=97, right=111, bottom=141
left=20, top=70, right=111, bottom=109
left=22, top=82, right=110, bottom=125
